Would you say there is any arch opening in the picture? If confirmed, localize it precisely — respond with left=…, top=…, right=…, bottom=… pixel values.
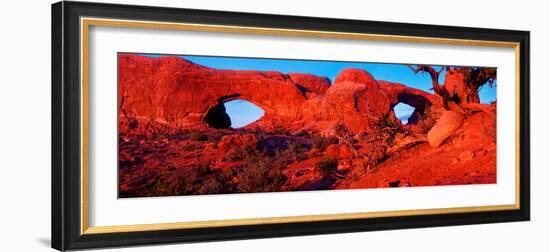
left=393, top=102, right=415, bottom=125
left=204, top=99, right=265, bottom=129
left=392, top=92, right=433, bottom=125
left=225, top=100, right=265, bottom=128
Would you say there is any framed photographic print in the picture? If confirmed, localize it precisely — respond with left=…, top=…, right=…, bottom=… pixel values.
left=52, top=1, right=530, bottom=250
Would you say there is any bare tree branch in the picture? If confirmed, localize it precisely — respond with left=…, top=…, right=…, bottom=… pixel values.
left=406, top=65, right=446, bottom=97
left=406, top=64, right=422, bottom=74
left=437, top=66, right=445, bottom=76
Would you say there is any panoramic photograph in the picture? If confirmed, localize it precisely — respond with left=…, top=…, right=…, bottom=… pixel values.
left=117, top=53, right=497, bottom=198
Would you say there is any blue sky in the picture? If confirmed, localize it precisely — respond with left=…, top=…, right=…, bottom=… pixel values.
left=137, top=53, right=496, bottom=127
left=224, top=100, right=265, bottom=128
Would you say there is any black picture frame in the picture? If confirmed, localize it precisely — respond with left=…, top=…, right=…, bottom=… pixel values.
left=52, top=1, right=530, bottom=251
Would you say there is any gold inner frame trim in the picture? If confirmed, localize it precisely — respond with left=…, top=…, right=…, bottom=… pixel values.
left=80, top=17, right=521, bottom=235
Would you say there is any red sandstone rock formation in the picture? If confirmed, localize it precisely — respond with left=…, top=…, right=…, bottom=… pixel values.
left=118, top=54, right=308, bottom=131
left=118, top=54, right=498, bottom=197
left=301, top=68, right=392, bottom=133
left=378, top=80, right=441, bottom=124
left=288, top=73, right=331, bottom=98
left=118, top=54, right=446, bottom=135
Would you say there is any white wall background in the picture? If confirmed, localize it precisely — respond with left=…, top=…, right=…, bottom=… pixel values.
left=0, top=0, right=546, bottom=251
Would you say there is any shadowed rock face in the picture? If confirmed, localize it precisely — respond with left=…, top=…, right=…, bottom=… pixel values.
left=118, top=54, right=441, bottom=135
left=203, top=102, right=231, bottom=129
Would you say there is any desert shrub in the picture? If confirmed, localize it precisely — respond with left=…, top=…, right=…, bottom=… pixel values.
left=225, top=145, right=257, bottom=162
left=151, top=132, right=160, bottom=139
left=207, top=129, right=227, bottom=143
left=312, top=135, right=338, bottom=151
left=248, top=126, right=265, bottom=136
left=128, top=117, right=138, bottom=130
left=367, top=114, right=404, bottom=151
left=226, top=147, right=246, bottom=162
left=146, top=170, right=190, bottom=196
left=283, top=142, right=310, bottom=161
left=296, top=153, right=308, bottom=161
left=189, top=129, right=208, bottom=141
left=197, top=171, right=233, bottom=195
left=293, top=130, right=310, bottom=137
left=131, top=159, right=235, bottom=197
left=286, top=142, right=307, bottom=153
left=120, top=171, right=161, bottom=197
left=236, top=151, right=286, bottom=193
left=182, top=144, right=196, bottom=152
left=385, top=116, right=401, bottom=129
left=195, top=161, right=212, bottom=176
left=335, top=122, right=362, bottom=146
left=272, top=127, right=290, bottom=135
left=335, top=123, right=349, bottom=137
left=166, top=177, right=192, bottom=196
left=355, top=129, right=392, bottom=173
left=172, top=162, right=233, bottom=196
left=316, top=157, right=338, bottom=176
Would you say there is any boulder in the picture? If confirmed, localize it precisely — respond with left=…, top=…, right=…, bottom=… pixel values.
left=427, top=111, right=465, bottom=147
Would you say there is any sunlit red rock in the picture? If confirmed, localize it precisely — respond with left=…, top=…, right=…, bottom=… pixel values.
left=288, top=72, right=331, bottom=98
left=118, top=55, right=443, bottom=135
left=117, top=54, right=497, bottom=197
left=325, top=144, right=354, bottom=160
left=427, top=110, right=465, bottom=147
left=118, top=54, right=309, bottom=132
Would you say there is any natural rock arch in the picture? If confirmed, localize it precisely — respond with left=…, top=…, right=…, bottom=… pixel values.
left=118, top=55, right=442, bottom=135
left=118, top=54, right=331, bottom=130
left=378, top=80, right=439, bottom=124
